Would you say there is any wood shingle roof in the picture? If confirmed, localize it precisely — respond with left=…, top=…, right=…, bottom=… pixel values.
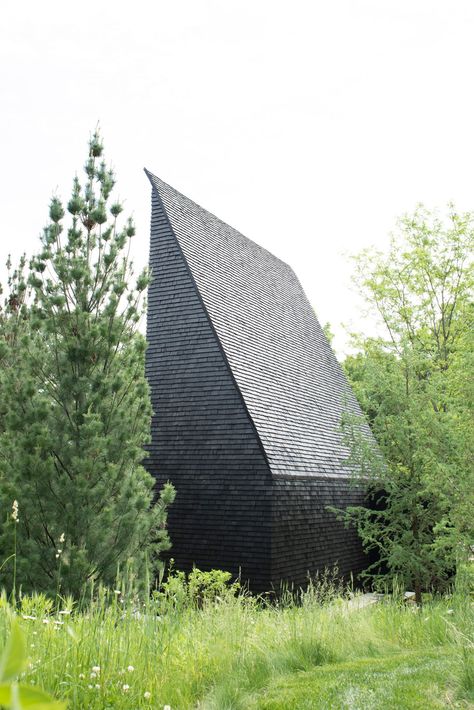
left=146, top=170, right=364, bottom=478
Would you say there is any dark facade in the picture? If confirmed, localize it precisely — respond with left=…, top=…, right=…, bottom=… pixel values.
left=145, top=170, right=368, bottom=591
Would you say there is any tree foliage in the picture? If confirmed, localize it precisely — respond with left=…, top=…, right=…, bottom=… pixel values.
left=341, top=205, right=474, bottom=601
left=0, top=132, right=175, bottom=596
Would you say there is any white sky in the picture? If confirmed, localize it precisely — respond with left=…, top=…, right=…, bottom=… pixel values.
left=2, top=0, right=474, bottom=355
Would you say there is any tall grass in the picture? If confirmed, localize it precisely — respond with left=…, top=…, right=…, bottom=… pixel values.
left=0, top=573, right=470, bottom=709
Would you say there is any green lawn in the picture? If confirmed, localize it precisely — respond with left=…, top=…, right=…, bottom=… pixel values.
left=249, top=651, right=459, bottom=709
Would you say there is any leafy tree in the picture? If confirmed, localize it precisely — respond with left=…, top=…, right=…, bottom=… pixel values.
left=340, top=205, right=474, bottom=602
left=435, top=304, right=474, bottom=545
left=0, top=132, right=175, bottom=596
left=322, top=321, right=335, bottom=347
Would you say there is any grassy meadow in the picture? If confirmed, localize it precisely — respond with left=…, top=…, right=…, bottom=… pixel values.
left=0, top=572, right=472, bottom=710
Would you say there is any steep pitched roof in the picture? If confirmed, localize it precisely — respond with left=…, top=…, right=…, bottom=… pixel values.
left=146, top=170, right=363, bottom=476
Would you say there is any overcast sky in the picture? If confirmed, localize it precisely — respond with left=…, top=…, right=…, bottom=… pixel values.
left=2, top=0, right=474, bottom=355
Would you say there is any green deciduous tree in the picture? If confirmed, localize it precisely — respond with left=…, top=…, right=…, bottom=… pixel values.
left=0, top=132, right=175, bottom=596
left=340, top=205, right=474, bottom=602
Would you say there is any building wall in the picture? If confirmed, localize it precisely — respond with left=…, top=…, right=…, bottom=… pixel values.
left=146, top=191, right=273, bottom=590
left=146, top=180, right=370, bottom=593
left=271, top=475, right=367, bottom=588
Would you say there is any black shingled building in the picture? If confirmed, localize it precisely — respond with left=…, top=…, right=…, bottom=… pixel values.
left=145, top=170, right=368, bottom=592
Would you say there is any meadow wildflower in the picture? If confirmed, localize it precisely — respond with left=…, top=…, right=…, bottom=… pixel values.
left=11, top=500, right=19, bottom=523
left=122, top=684, right=130, bottom=692
left=91, top=666, right=100, bottom=673
left=127, top=665, right=134, bottom=672
left=144, top=691, right=151, bottom=699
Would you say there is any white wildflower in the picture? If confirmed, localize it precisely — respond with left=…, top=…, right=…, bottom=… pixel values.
left=88, top=684, right=92, bottom=689
left=59, top=532, right=65, bottom=543
left=90, top=672, right=97, bottom=679
left=22, top=615, right=37, bottom=621
left=79, top=673, right=85, bottom=679
left=447, top=609, right=454, bottom=615
left=11, top=500, right=19, bottom=523
left=144, top=691, right=151, bottom=699
left=122, top=684, right=130, bottom=692
left=164, top=705, right=171, bottom=710
left=91, top=666, right=100, bottom=673
left=95, top=684, right=100, bottom=690
left=127, top=665, right=134, bottom=672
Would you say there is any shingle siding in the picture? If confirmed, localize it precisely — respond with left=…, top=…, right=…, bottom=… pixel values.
left=271, top=475, right=366, bottom=587
left=146, top=189, right=272, bottom=591
left=145, top=170, right=370, bottom=591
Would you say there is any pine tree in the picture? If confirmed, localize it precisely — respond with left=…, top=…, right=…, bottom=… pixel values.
left=0, top=132, right=175, bottom=596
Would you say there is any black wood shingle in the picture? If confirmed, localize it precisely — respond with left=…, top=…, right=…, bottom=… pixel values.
left=145, top=170, right=368, bottom=590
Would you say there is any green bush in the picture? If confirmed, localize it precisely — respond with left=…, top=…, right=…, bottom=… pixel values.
left=153, top=564, right=240, bottom=611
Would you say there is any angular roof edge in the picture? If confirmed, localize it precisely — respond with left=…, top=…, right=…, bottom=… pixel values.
left=144, top=168, right=294, bottom=274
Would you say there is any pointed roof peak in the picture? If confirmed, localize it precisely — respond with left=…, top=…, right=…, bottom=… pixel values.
left=145, top=169, right=292, bottom=272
